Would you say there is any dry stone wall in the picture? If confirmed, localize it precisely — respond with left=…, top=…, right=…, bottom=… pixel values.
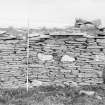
left=29, top=34, right=105, bottom=86
left=0, top=35, right=27, bottom=88
left=0, top=27, right=105, bottom=88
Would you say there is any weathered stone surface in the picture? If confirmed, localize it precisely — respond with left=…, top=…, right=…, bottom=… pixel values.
left=95, top=53, right=105, bottom=61
left=72, top=70, right=79, bottom=75
left=96, top=39, right=105, bottom=43
left=78, top=73, right=97, bottom=78
left=30, top=79, right=42, bottom=86
left=75, top=37, right=87, bottom=41
left=61, top=55, right=75, bottom=62
left=37, top=53, right=53, bottom=61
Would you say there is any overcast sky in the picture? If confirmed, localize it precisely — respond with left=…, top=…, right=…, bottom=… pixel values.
left=0, top=0, right=105, bottom=28
left=0, top=0, right=28, bottom=27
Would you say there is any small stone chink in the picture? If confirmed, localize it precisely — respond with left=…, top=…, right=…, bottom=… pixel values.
left=13, top=50, right=16, bottom=54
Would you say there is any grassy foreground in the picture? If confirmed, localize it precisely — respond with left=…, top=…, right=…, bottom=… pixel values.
left=0, top=84, right=105, bottom=105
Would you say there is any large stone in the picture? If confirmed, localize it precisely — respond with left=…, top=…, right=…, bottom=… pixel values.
left=37, top=53, right=53, bottom=61
left=78, top=73, right=97, bottom=78
left=61, top=55, right=75, bottom=62
left=79, top=90, right=95, bottom=96
left=72, top=70, right=79, bottom=75
left=29, top=33, right=40, bottom=37
left=30, top=79, right=43, bottom=87
left=93, top=70, right=103, bottom=77
left=96, top=39, right=105, bottom=43
left=75, top=38, right=87, bottom=42
left=95, top=53, right=105, bottom=61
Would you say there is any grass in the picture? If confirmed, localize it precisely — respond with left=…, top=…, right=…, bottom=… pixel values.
left=0, top=84, right=105, bottom=105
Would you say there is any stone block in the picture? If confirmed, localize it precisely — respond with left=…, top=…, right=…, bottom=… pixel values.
left=37, top=53, right=53, bottom=61
left=72, top=70, right=79, bottom=75
left=96, top=39, right=105, bottom=43
left=75, top=38, right=87, bottom=42
left=61, top=55, right=75, bottom=62
left=95, top=53, right=105, bottom=62
left=87, top=45, right=104, bottom=49
left=87, top=38, right=95, bottom=43
left=60, top=69, right=72, bottom=73
left=65, top=74, right=77, bottom=78
left=78, top=73, right=97, bottom=78
left=78, top=82, right=91, bottom=85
